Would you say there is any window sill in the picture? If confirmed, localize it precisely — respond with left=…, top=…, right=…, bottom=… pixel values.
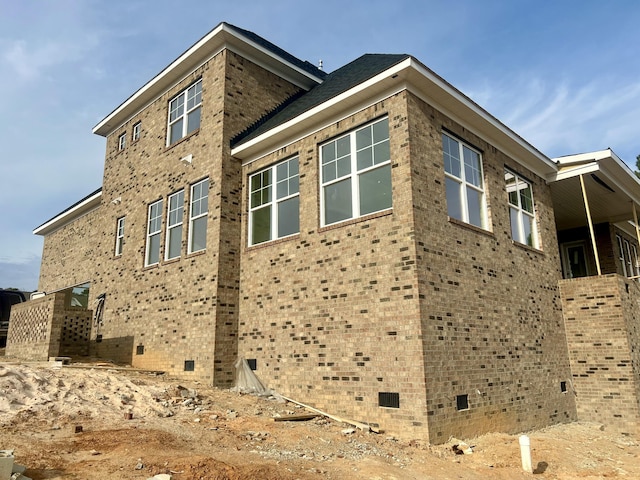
left=319, top=209, right=393, bottom=233
left=246, top=233, right=300, bottom=251
left=186, top=249, right=206, bottom=259
left=511, top=240, right=544, bottom=255
left=447, top=217, right=495, bottom=238
left=164, top=129, right=200, bottom=152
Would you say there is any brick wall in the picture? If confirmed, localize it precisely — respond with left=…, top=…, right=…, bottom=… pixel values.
left=560, top=274, right=640, bottom=436
left=408, top=93, right=576, bottom=442
left=6, top=291, right=91, bottom=360
left=37, top=49, right=303, bottom=385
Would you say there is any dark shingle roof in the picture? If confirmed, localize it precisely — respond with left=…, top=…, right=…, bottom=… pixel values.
left=224, top=23, right=327, bottom=80
left=231, top=53, right=410, bottom=147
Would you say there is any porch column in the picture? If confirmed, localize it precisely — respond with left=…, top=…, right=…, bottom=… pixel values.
left=580, top=174, right=602, bottom=275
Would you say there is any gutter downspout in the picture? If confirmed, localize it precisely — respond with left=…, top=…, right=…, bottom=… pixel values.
left=580, top=174, right=601, bottom=276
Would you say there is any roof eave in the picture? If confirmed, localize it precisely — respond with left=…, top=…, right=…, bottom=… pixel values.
left=33, top=190, right=102, bottom=236
left=92, top=23, right=324, bottom=137
left=233, top=58, right=558, bottom=179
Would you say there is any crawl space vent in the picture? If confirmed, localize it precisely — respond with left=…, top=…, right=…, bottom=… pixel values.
left=378, top=392, right=400, bottom=408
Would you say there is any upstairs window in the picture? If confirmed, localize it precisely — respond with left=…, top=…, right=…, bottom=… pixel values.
left=165, top=190, right=184, bottom=260
left=132, top=122, right=141, bottom=142
left=442, top=133, right=486, bottom=229
left=145, top=200, right=163, bottom=266
left=188, top=178, right=208, bottom=253
left=617, top=235, right=639, bottom=278
left=115, top=217, right=125, bottom=256
left=249, top=156, right=300, bottom=245
left=320, top=117, right=392, bottom=226
left=168, top=79, right=202, bottom=145
left=118, top=133, right=126, bottom=151
left=505, top=170, right=538, bottom=248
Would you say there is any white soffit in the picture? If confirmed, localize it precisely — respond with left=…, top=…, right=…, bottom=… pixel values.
left=232, top=57, right=557, bottom=179
left=92, top=23, right=323, bottom=137
left=33, top=190, right=102, bottom=236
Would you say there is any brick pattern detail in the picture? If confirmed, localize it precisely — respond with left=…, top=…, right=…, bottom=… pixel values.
left=6, top=291, right=91, bottom=360
left=560, top=274, right=640, bottom=436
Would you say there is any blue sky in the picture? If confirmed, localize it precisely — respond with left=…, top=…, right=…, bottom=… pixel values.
left=1, top=0, right=639, bottom=290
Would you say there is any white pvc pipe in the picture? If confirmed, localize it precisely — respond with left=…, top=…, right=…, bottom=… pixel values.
left=519, top=435, right=533, bottom=473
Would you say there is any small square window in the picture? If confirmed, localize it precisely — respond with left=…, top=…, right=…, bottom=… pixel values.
left=136, top=345, right=144, bottom=355
left=184, top=360, right=195, bottom=371
left=247, top=359, right=257, bottom=370
left=560, top=381, right=567, bottom=393
left=456, top=394, right=469, bottom=411
left=118, top=133, right=126, bottom=151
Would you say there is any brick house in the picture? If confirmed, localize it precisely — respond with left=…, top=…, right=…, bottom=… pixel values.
left=16, top=22, right=640, bottom=442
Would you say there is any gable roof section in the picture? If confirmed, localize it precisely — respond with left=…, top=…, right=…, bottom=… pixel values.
left=93, top=22, right=326, bottom=137
left=232, top=54, right=409, bottom=147
left=33, top=188, right=102, bottom=236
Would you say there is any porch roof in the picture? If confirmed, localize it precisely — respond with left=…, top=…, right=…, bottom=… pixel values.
left=548, top=149, right=640, bottom=231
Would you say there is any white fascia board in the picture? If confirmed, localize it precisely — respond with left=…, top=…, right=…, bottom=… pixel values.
left=552, top=149, right=613, bottom=166
left=93, top=23, right=322, bottom=137
left=33, top=191, right=102, bottom=236
left=547, top=162, right=601, bottom=182
left=405, top=60, right=557, bottom=178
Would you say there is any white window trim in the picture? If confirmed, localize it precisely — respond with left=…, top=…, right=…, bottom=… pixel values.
left=617, top=235, right=627, bottom=277
left=145, top=200, right=163, bottom=266
left=115, top=216, right=125, bottom=256
left=118, top=133, right=126, bottom=151
left=248, top=156, right=300, bottom=246
left=132, top=122, right=141, bottom=142
left=505, top=169, right=538, bottom=248
left=633, top=244, right=640, bottom=278
left=165, top=190, right=184, bottom=260
left=167, top=79, right=202, bottom=146
left=443, top=133, right=487, bottom=229
left=188, top=178, right=208, bottom=254
left=319, top=117, right=392, bottom=227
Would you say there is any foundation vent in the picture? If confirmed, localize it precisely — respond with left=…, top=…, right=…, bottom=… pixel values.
left=456, top=394, right=469, bottom=411
left=378, top=392, right=400, bottom=408
left=184, top=360, right=195, bottom=371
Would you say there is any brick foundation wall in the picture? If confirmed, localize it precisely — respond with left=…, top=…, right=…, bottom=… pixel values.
left=560, top=274, right=640, bottom=436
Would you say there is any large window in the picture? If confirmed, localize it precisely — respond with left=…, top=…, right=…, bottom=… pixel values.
left=442, top=133, right=486, bottom=229
left=188, top=178, right=208, bottom=253
left=165, top=190, right=184, bottom=260
left=168, top=79, right=202, bottom=145
left=505, top=170, right=538, bottom=248
left=145, top=200, right=163, bottom=266
left=249, top=156, right=300, bottom=245
left=115, top=217, right=125, bottom=256
left=320, top=117, right=392, bottom=226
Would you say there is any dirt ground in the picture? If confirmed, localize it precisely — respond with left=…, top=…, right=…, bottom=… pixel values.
left=1, top=359, right=640, bottom=479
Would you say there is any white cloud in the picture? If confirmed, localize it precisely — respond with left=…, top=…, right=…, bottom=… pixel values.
left=464, top=74, right=640, bottom=165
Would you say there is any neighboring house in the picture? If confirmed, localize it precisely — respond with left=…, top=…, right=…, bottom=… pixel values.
left=21, top=22, right=640, bottom=442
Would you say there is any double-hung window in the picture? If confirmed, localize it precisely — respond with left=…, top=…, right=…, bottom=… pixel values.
left=442, top=133, right=486, bottom=229
left=118, top=133, right=126, bottom=151
left=617, top=235, right=639, bottom=278
left=505, top=170, right=538, bottom=248
left=145, top=200, right=163, bottom=266
left=132, top=122, right=141, bottom=142
left=320, top=117, right=392, bottom=226
left=249, top=156, right=300, bottom=245
left=188, top=178, right=208, bottom=253
left=115, top=217, right=125, bottom=256
left=165, top=190, right=184, bottom=260
left=168, top=79, right=202, bottom=145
